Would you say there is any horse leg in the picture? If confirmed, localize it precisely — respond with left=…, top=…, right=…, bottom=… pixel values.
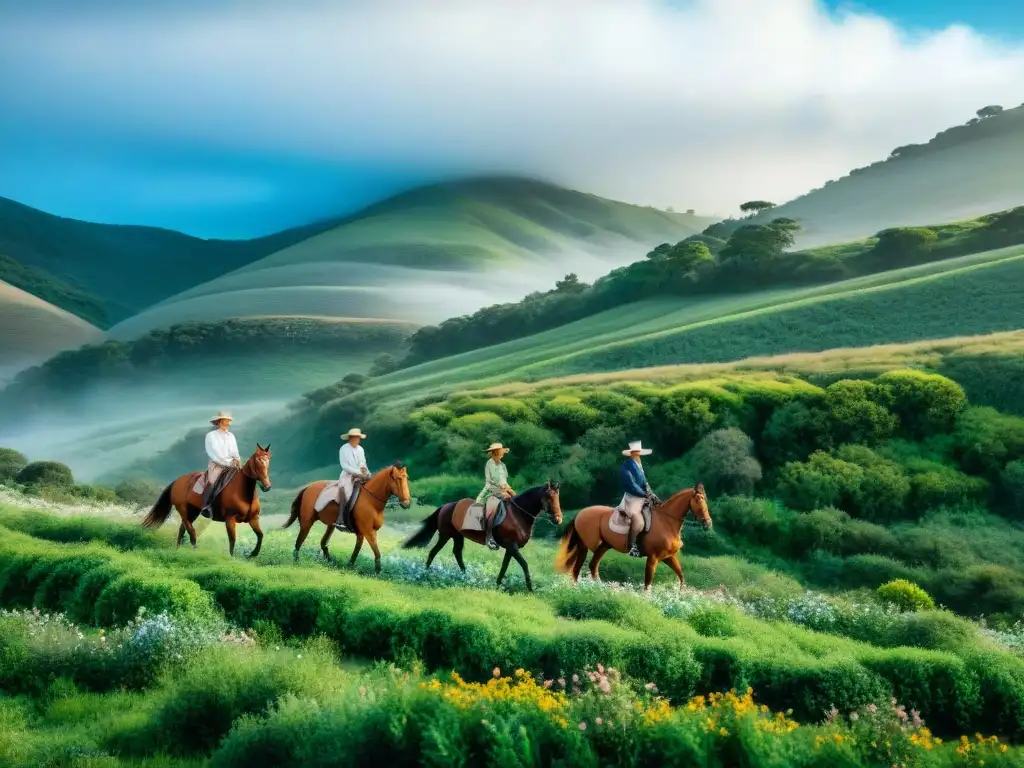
left=571, top=541, right=589, bottom=582
left=293, top=514, right=315, bottom=562
left=508, top=543, right=532, bottom=592
left=348, top=534, right=364, bottom=567
left=588, top=543, right=611, bottom=582
left=643, top=556, right=659, bottom=591
left=225, top=517, right=238, bottom=557
left=425, top=534, right=450, bottom=568
left=452, top=535, right=467, bottom=573
left=182, top=507, right=199, bottom=548
left=246, top=517, right=264, bottom=559
left=496, top=548, right=513, bottom=586
left=176, top=522, right=186, bottom=548
left=664, top=553, right=685, bottom=589
left=319, top=526, right=335, bottom=561
left=365, top=529, right=382, bottom=574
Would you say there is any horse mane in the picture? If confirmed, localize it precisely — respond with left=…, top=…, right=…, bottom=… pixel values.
left=512, top=484, right=548, bottom=507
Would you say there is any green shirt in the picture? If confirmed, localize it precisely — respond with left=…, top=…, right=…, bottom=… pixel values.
left=475, top=458, right=509, bottom=504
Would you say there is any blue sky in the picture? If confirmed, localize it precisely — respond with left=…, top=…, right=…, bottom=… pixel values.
left=1, top=0, right=1022, bottom=239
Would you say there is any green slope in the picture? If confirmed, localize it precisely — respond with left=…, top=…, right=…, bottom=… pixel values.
left=320, top=244, right=1024, bottom=411
left=749, top=105, right=1024, bottom=245
left=0, top=197, right=346, bottom=324
left=107, top=177, right=712, bottom=339
left=0, top=252, right=110, bottom=326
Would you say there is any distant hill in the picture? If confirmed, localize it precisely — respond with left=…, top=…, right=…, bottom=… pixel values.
left=0, top=196, right=344, bottom=324
left=106, top=177, right=712, bottom=339
left=746, top=104, right=1024, bottom=245
left=0, top=252, right=110, bottom=326
left=0, top=280, right=103, bottom=384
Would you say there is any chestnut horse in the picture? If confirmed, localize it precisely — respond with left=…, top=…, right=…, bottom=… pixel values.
left=283, top=462, right=411, bottom=572
left=402, top=482, right=562, bottom=592
left=555, top=484, right=711, bottom=590
left=142, top=444, right=272, bottom=558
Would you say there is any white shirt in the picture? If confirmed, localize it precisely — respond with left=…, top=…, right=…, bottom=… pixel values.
left=205, top=429, right=241, bottom=466
left=339, top=443, right=367, bottom=476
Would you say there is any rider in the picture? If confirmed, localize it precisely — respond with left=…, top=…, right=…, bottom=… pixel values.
left=201, top=411, right=241, bottom=518
left=476, top=442, right=515, bottom=551
left=619, top=440, right=654, bottom=558
left=336, top=427, right=370, bottom=528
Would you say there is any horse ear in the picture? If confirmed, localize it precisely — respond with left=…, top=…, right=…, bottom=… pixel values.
left=265, top=444, right=271, bottom=452
left=256, top=443, right=263, bottom=451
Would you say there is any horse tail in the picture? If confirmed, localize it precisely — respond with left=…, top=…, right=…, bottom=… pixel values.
left=555, top=523, right=585, bottom=574
left=141, top=483, right=174, bottom=529
left=403, top=505, right=442, bottom=549
left=283, top=488, right=304, bottom=529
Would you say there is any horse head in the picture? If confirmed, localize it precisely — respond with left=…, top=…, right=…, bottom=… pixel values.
left=689, top=481, right=711, bottom=530
left=246, top=443, right=272, bottom=493
left=389, top=462, right=412, bottom=509
left=544, top=480, right=563, bottom=525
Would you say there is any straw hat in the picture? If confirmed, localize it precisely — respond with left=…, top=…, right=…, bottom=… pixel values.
left=210, top=411, right=233, bottom=425
left=341, top=428, right=368, bottom=439
left=622, top=440, right=653, bottom=457
left=484, top=442, right=509, bottom=455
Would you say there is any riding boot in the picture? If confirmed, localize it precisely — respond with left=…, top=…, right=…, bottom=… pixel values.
left=626, top=530, right=642, bottom=558
left=484, top=513, right=499, bottom=551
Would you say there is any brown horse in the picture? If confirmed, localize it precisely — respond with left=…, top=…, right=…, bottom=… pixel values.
left=555, top=484, right=711, bottom=590
left=283, top=462, right=411, bottom=572
left=142, top=444, right=273, bottom=557
left=402, top=482, right=562, bottom=592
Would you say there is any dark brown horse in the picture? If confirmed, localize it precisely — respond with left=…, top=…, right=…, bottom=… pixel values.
left=402, top=482, right=562, bottom=592
left=283, top=463, right=411, bottom=572
left=555, top=484, right=711, bottom=590
left=142, top=445, right=272, bottom=557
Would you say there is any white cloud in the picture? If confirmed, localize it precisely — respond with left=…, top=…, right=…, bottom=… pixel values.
left=2, top=0, right=1023, bottom=215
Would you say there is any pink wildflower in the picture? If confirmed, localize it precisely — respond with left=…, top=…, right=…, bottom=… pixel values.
left=579, top=721, right=587, bottom=731
left=595, top=718, right=603, bottom=725
left=598, top=678, right=611, bottom=694
left=867, top=703, right=877, bottom=714
left=572, top=674, right=580, bottom=683
left=597, top=664, right=605, bottom=674
left=543, top=680, right=553, bottom=689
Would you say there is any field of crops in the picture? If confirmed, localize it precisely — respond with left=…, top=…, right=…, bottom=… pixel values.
left=0, top=490, right=1022, bottom=766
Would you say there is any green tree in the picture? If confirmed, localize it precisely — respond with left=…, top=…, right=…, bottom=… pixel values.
left=16, top=461, right=74, bottom=488
left=872, top=370, right=967, bottom=438
left=873, top=227, right=938, bottom=265
left=0, top=447, right=28, bottom=483
left=687, top=428, right=762, bottom=495
left=739, top=200, right=777, bottom=217
left=554, top=273, right=587, bottom=294
left=976, top=105, right=1004, bottom=119
left=369, top=353, right=400, bottom=377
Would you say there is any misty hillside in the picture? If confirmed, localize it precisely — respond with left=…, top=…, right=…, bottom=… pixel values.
left=756, top=104, right=1024, bottom=245
left=107, top=177, right=712, bottom=340
left=0, top=280, right=103, bottom=384
left=0, top=197, right=343, bottom=324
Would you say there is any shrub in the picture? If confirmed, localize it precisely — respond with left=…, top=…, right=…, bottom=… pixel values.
left=686, top=428, right=762, bottom=495
left=409, top=474, right=480, bottom=506
left=15, top=460, right=74, bottom=488
left=877, top=580, right=936, bottom=612
left=0, top=448, right=28, bottom=483
left=114, top=478, right=166, bottom=509
left=999, top=460, right=1024, bottom=520
left=873, top=370, right=966, bottom=438
left=775, top=451, right=863, bottom=512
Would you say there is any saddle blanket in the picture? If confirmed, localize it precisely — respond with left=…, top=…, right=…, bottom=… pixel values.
left=314, top=481, right=342, bottom=513
left=457, top=501, right=507, bottom=533
left=192, top=474, right=207, bottom=495
left=608, top=505, right=652, bottom=535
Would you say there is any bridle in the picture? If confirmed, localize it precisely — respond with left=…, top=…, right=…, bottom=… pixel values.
left=507, top=485, right=559, bottom=520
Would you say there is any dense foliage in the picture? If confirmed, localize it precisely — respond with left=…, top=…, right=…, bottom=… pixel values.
left=404, top=205, right=1024, bottom=364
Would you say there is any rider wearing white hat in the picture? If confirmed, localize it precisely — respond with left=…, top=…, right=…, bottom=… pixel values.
left=476, top=442, right=515, bottom=550
left=619, top=441, right=654, bottom=558
left=201, top=411, right=241, bottom=518
left=336, top=428, right=370, bottom=527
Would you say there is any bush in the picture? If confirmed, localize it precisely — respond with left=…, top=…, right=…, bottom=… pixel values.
left=0, top=448, right=28, bottom=483
left=15, top=460, right=74, bottom=488
left=686, top=428, right=762, bottom=495
left=877, top=580, right=936, bottom=612
left=114, top=478, right=166, bottom=509
left=999, top=460, right=1024, bottom=520
left=873, top=370, right=967, bottom=438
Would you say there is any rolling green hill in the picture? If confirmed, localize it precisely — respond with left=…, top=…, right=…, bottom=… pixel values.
left=106, top=177, right=712, bottom=339
left=0, top=280, right=104, bottom=385
left=0, top=252, right=110, bottom=327
left=0, top=196, right=345, bottom=324
left=745, top=104, right=1024, bottom=245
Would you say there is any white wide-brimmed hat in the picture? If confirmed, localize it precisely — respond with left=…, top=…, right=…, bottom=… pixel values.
left=484, top=442, right=510, bottom=454
left=622, top=440, right=653, bottom=457
left=210, top=411, right=233, bottom=425
left=341, top=428, right=368, bottom=439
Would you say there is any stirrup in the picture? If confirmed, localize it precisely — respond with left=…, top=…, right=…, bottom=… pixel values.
left=200, top=506, right=212, bottom=519
left=628, top=544, right=643, bottom=558
left=486, top=536, right=499, bottom=551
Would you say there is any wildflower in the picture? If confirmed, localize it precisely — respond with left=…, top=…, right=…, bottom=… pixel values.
left=597, top=664, right=605, bottom=674
left=579, top=721, right=587, bottom=731
left=492, top=667, right=501, bottom=678
left=543, top=680, right=552, bottom=689
left=598, top=678, right=611, bottom=694
left=595, top=718, right=603, bottom=725
left=358, top=686, right=367, bottom=697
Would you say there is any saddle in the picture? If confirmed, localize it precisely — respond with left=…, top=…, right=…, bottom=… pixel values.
left=338, top=485, right=361, bottom=531
left=459, top=500, right=507, bottom=532
left=609, top=499, right=652, bottom=535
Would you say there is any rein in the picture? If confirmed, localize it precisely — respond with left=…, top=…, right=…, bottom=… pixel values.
left=357, top=469, right=398, bottom=505
left=506, top=489, right=549, bottom=520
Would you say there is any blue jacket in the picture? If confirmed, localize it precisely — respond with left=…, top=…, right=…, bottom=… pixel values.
left=620, top=458, right=648, bottom=498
